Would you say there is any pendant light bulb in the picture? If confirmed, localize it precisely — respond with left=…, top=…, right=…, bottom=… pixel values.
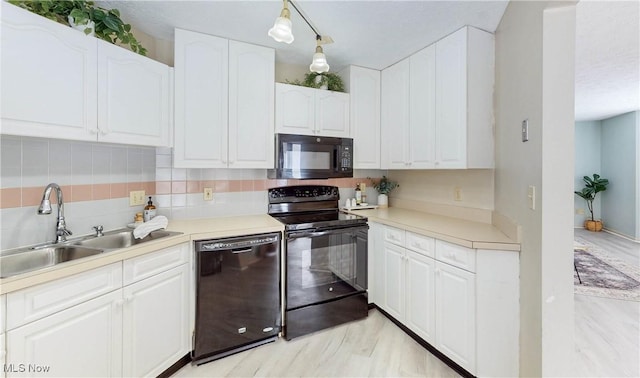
left=268, top=0, right=294, bottom=44
left=309, top=44, right=329, bottom=73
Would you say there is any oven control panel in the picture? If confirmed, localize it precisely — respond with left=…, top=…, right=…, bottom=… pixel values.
left=268, top=185, right=340, bottom=203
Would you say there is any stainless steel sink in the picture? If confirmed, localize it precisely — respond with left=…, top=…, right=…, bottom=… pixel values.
left=73, top=229, right=181, bottom=250
left=0, top=228, right=182, bottom=279
left=0, top=246, right=104, bottom=278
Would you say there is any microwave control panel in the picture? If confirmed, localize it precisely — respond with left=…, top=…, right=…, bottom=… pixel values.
left=339, top=145, right=352, bottom=172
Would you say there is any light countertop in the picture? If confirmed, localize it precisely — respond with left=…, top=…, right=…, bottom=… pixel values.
left=0, top=214, right=283, bottom=295
left=348, top=207, right=520, bottom=251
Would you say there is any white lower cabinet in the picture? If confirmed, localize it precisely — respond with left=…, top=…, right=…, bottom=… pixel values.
left=6, top=290, right=123, bottom=378
left=380, top=228, right=437, bottom=344
left=381, top=242, right=405, bottom=321
left=5, top=242, right=191, bottom=378
left=122, top=264, right=190, bottom=377
left=372, top=222, right=518, bottom=376
left=434, top=260, right=476, bottom=372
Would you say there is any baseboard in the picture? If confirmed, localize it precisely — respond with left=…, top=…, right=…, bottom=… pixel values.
left=157, top=353, right=191, bottom=378
left=603, top=228, right=640, bottom=243
left=370, top=305, right=475, bottom=378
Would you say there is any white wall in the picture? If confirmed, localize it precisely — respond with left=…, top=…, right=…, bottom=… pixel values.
left=494, top=1, right=576, bottom=376
left=388, top=169, right=494, bottom=210
left=601, top=111, right=638, bottom=239
left=574, top=120, right=602, bottom=226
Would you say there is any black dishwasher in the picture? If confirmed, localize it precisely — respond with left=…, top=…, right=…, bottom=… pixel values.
left=193, top=232, right=281, bottom=365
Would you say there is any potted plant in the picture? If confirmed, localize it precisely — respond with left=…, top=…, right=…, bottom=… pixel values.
left=369, top=176, right=399, bottom=208
left=302, top=72, right=345, bottom=92
left=574, top=173, right=609, bottom=231
left=9, top=0, right=147, bottom=55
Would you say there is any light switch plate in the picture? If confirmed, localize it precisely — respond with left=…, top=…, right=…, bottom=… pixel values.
left=129, top=190, right=145, bottom=206
left=527, top=185, right=536, bottom=210
left=522, top=119, right=529, bottom=142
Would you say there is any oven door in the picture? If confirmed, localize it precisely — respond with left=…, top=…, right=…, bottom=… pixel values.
left=285, top=225, right=368, bottom=311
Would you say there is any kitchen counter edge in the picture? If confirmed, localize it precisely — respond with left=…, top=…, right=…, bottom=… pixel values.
left=0, top=214, right=284, bottom=295
left=346, top=207, right=521, bottom=252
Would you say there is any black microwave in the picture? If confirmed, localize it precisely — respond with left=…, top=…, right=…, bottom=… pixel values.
left=268, top=133, right=353, bottom=179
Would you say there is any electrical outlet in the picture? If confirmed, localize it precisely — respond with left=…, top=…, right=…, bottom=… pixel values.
left=454, top=187, right=462, bottom=201
left=203, top=187, right=214, bottom=201
left=576, top=208, right=585, bottom=215
left=129, top=190, right=146, bottom=206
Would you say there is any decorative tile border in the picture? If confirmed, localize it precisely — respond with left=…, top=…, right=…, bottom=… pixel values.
left=155, top=178, right=376, bottom=194
left=0, top=182, right=156, bottom=209
left=0, top=178, right=378, bottom=209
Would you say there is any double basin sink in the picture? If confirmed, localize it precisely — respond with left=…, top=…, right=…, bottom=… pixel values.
left=0, top=229, right=182, bottom=279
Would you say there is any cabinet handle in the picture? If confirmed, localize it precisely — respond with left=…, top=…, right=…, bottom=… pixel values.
left=89, top=128, right=99, bottom=135
left=115, top=299, right=124, bottom=307
left=125, top=295, right=134, bottom=303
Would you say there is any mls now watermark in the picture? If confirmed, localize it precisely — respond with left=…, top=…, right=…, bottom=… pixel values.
left=4, top=364, right=51, bottom=373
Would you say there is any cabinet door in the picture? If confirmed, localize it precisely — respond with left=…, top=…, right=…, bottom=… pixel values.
left=275, top=83, right=316, bottom=135
left=381, top=58, right=410, bottom=169
left=435, top=28, right=467, bottom=168
left=409, top=45, right=436, bottom=168
left=97, top=41, right=170, bottom=147
left=348, top=67, right=380, bottom=169
left=0, top=333, right=5, bottom=378
left=122, top=264, right=190, bottom=377
left=6, top=290, right=123, bottom=378
left=382, top=243, right=405, bottom=321
left=228, top=41, right=275, bottom=169
left=174, top=29, right=229, bottom=168
left=1, top=2, right=97, bottom=141
left=435, top=261, right=476, bottom=373
left=405, top=251, right=436, bottom=344
left=367, top=222, right=384, bottom=305
left=315, top=91, right=350, bottom=137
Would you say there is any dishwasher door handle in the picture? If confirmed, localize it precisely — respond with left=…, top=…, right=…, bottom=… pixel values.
left=231, top=248, right=253, bottom=254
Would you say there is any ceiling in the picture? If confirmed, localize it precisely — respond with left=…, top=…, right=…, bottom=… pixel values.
left=96, top=0, right=639, bottom=122
left=575, top=1, right=639, bottom=122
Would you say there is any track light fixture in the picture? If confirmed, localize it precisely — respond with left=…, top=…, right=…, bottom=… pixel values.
left=268, top=0, right=294, bottom=44
left=309, top=35, right=330, bottom=73
left=268, top=0, right=332, bottom=72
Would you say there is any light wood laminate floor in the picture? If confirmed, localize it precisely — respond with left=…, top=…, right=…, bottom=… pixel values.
left=574, top=229, right=640, bottom=377
left=174, top=309, right=460, bottom=378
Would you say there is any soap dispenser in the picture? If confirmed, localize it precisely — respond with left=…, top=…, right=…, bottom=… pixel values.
left=143, top=196, right=156, bottom=222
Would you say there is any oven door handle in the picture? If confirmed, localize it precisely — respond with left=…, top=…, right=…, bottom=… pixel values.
left=287, top=225, right=368, bottom=240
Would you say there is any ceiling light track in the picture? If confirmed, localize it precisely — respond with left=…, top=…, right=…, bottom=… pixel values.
left=268, top=0, right=331, bottom=73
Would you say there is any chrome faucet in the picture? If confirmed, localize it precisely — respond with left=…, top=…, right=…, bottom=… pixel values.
left=37, top=183, right=72, bottom=243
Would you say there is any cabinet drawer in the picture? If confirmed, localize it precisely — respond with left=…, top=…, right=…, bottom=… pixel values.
left=123, top=243, right=189, bottom=286
left=6, top=263, right=122, bottom=330
left=436, top=240, right=476, bottom=272
left=383, top=226, right=405, bottom=246
left=406, top=232, right=435, bottom=258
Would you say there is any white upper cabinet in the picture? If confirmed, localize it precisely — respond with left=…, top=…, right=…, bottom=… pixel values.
left=97, top=41, right=171, bottom=147
left=1, top=2, right=172, bottom=147
left=275, top=84, right=316, bottom=135
left=381, top=58, right=411, bottom=169
left=1, top=2, right=97, bottom=141
left=315, top=91, right=350, bottom=137
left=381, top=26, right=494, bottom=169
left=228, top=40, right=275, bottom=169
left=435, top=27, right=494, bottom=169
left=174, top=29, right=228, bottom=168
left=174, top=29, right=274, bottom=168
left=275, top=83, right=350, bottom=138
left=341, top=66, right=381, bottom=169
